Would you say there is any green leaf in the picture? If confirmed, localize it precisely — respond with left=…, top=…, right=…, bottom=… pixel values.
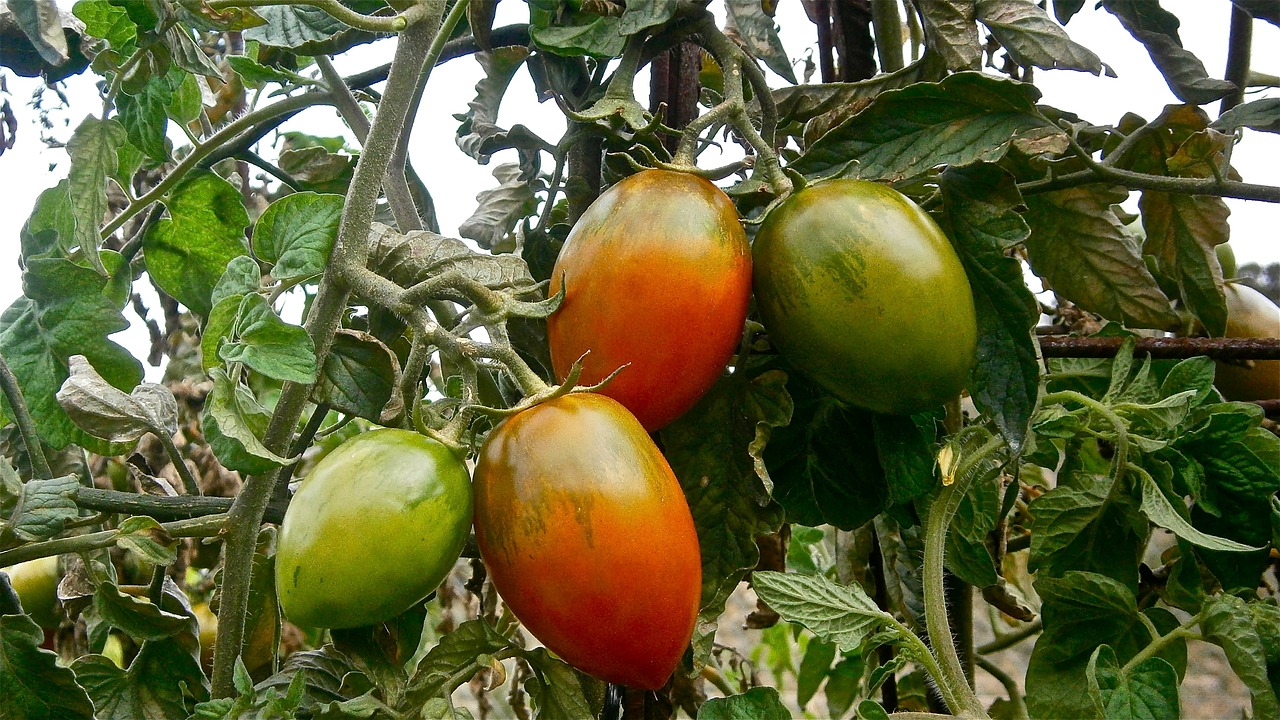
left=116, top=515, right=178, bottom=566
left=225, top=54, right=316, bottom=88
left=244, top=4, right=346, bottom=48
left=57, top=354, right=178, bottom=443
left=0, top=256, right=142, bottom=451
left=201, top=368, right=289, bottom=475
left=976, top=0, right=1106, bottom=74
left=944, top=457, right=1004, bottom=588
left=1086, top=644, right=1180, bottom=720
left=530, top=10, right=625, bottom=58
left=697, top=686, right=791, bottom=720
left=1200, top=594, right=1280, bottom=719
left=20, top=181, right=76, bottom=261
left=211, top=256, right=261, bottom=309
left=72, top=0, right=136, bottom=51
left=369, top=223, right=538, bottom=301
left=93, top=579, right=192, bottom=641
left=1023, top=185, right=1178, bottom=329
left=201, top=296, right=240, bottom=374
left=252, top=192, right=342, bottom=285
left=938, top=162, right=1040, bottom=448
left=1100, top=0, right=1236, bottom=104
left=661, top=373, right=787, bottom=666
left=521, top=648, right=597, bottom=720
left=278, top=146, right=356, bottom=194
left=791, top=72, right=1059, bottom=182
left=115, top=70, right=173, bottom=163
left=218, top=295, right=317, bottom=384
left=618, top=0, right=678, bottom=35
left=0, top=613, right=96, bottom=720
left=313, top=329, right=401, bottom=424
left=164, top=25, right=221, bottom=78
left=1, top=474, right=80, bottom=543
left=459, top=163, right=539, bottom=253
left=1138, top=472, right=1260, bottom=552
left=796, top=638, right=836, bottom=707
left=725, top=0, right=796, bottom=83
left=73, top=634, right=207, bottom=719
left=916, top=0, right=981, bottom=70
left=1035, top=571, right=1141, bottom=663
left=1028, top=472, right=1146, bottom=585
left=167, top=71, right=203, bottom=126
left=66, top=115, right=125, bottom=275
left=873, top=414, right=936, bottom=504
left=1211, top=98, right=1280, bottom=133
left=144, top=171, right=250, bottom=316
left=751, top=571, right=896, bottom=652
left=406, top=620, right=509, bottom=702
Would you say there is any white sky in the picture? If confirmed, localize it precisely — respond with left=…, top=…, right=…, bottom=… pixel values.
left=0, top=1, right=1276, bottom=381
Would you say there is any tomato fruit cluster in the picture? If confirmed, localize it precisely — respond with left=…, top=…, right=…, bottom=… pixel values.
left=547, top=169, right=752, bottom=431
left=275, top=429, right=472, bottom=629
left=473, top=393, right=701, bottom=690
left=752, top=179, right=978, bottom=415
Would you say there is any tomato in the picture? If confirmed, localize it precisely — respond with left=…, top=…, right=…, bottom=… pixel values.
left=473, top=393, right=701, bottom=690
left=547, top=169, right=752, bottom=431
left=193, top=602, right=218, bottom=670
left=752, top=180, right=978, bottom=415
left=275, top=429, right=472, bottom=629
left=1214, top=282, right=1280, bottom=402
left=2, top=556, right=62, bottom=629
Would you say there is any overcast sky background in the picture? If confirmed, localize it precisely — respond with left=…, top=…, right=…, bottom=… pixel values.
left=0, top=1, right=1276, bottom=382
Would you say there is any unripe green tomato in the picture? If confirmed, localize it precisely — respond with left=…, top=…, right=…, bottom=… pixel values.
left=193, top=602, right=218, bottom=670
left=3, top=556, right=62, bottom=628
left=1216, top=243, right=1238, bottom=279
left=1215, top=282, right=1280, bottom=402
left=275, top=429, right=473, bottom=629
left=753, top=180, right=978, bottom=414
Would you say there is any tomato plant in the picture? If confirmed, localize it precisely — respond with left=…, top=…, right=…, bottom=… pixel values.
left=275, top=429, right=472, bottom=630
left=547, top=169, right=752, bottom=431
left=752, top=179, right=978, bottom=415
left=1, top=2, right=1278, bottom=719
left=472, top=392, right=701, bottom=690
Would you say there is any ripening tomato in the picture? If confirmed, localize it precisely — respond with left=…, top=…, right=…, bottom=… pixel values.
left=275, top=429, right=472, bottom=629
left=2, top=556, right=62, bottom=629
left=547, top=169, right=752, bottom=431
left=753, top=180, right=978, bottom=414
left=473, top=393, right=701, bottom=690
left=1215, top=281, right=1280, bottom=402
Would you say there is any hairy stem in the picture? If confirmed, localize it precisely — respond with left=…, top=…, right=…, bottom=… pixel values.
left=209, top=4, right=446, bottom=698
left=976, top=656, right=1028, bottom=720
left=156, top=432, right=201, bottom=497
left=1120, top=611, right=1204, bottom=675
left=0, top=353, right=53, bottom=481
left=977, top=619, right=1042, bottom=655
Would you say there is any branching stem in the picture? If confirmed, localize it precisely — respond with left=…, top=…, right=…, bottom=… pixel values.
left=0, top=353, right=53, bottom=481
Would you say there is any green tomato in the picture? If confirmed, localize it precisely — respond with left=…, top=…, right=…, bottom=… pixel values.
left=275, top=429, right=473, bottom=629
left=753, top=180, right=978, bottom=414
left=3, top=556, right=62, bottom=629
left=1215, top=282, right=1280, bottom=402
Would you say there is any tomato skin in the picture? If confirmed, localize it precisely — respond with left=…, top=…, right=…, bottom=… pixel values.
left=753, top=180, right=978, bottom=414
left=276, top=429, right=472, bottom=629
left=2, top=557, right=61, bottom=629
left=1215, top=282, right=1280, bottom=402
left=473, top=393, right=701, bottom=690
left=548, top=169, right=752, bottom=431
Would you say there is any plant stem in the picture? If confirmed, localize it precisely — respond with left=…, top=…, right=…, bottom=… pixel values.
left=976, top=619, right=1043, bottom=655
left=1120, top=611, right=1204, bottom=675
left=922, top=445, right=998, bottom=718
left=975, top=655, right=1028, bottom=720
left=209, top=3, right=446, bottom=698
left=0, top=514, right=227, bottom=567
left=74, top=486, right=288, bottom=523
left=1040, top=390, right=1128, bottom=490
left=156, top=432, right=201, bottom=497
left=100, top=92, right=333, bottom=240
left=0, top=353, right=53, bottom=481
left=1017, top=164, right=1280, bottom=204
